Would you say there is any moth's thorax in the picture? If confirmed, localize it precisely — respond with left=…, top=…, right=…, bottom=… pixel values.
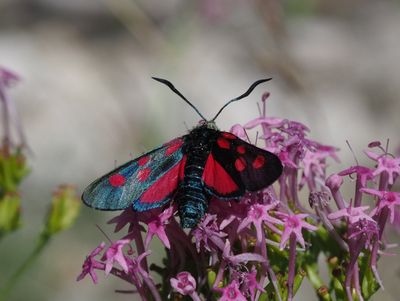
left=183, top=125, right=218, bottom=153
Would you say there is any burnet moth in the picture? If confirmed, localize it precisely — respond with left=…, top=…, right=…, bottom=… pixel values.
left=82, top=78, right=283, bottom=228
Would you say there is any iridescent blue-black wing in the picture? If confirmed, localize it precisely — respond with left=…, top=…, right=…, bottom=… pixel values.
left=82, top=138, right=186, bottom=211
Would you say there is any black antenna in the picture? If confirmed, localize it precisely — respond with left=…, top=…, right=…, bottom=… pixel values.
left=211, top=78, right=272, bottom=121
left=152, top=77, right=207, bottom=121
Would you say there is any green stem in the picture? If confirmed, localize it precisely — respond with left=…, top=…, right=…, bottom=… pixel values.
left=0, top=232, right=51, bottom=300
left=305, top=264, right=332, bottom=301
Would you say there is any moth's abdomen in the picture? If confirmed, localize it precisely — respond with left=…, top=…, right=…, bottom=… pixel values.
left=176, top=164, right=210, bottom=228
left=176, top=128, right=216, bottom=228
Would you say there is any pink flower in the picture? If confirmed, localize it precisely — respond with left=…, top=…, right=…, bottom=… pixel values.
left=244, top=116, right=286, bottom=129
left=278, top=150, right=297, bottom=168
left=192, top=214, right=226, bottom=251
left=338, top=165, right=375, bottom=187
left=230, top=124, right=248, bottom=141
left=242, top=268, right=265, bottom=301
left=302, top=148, right=337, bottom=179
left=277, top=213, right=317, bottom=249
left=101, top=239, right=130, bottom=275
left=362, top=188, right=400, bottom=223
left=170, top=271, right=196, bottom=295
left=0, top=67, right=20, bottom=87
left=0, top=67, right=28, bottom=150
left=326, top=173, right=343, bottom=191
left=222, top=240, right=266, bottom=266
left=145, top=206, right=174, bottom=249
left=217, top=280, right=247, bottom=301
left=328, top=205, right=374, bottom=224
left=77, top=242, right=106, bottom=284
left=237, top=202, right=282, bottom=242
left=365, top=151, right=400, bottom=185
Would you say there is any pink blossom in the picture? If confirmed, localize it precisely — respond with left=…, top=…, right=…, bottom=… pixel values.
left=242, top=268, right=265, bottom=301
left=0, top=66, right=28, bottom=149
left=362, top=188, right=400, bottom=223
left=192, top=214, right=226, bottom=251
left=170, top=271, right=196, bottom=295
left=277, top=213, right=317, bottom=249
left=101, top=239, right=130, bottom=275
left=222, top=240, right=266, bottom=266
left=338, top=165, right=375, bottom=187
left=328, top=206, right=374, bottom=224
left=237, top=202, right=282, bottom=242
left=244, top=116, right=286, bottom=129
left=0, top=67, right=20, bottom=87
left=217, top=280, right=247, bottom=301
left=278, top=150, right=297, bottom=168
left=302, top=148, right=338, bottom=179
left=326, top=173, right=344, bottom=190
left=230, top=124, right=248, bottom=141
left=77, top=242, right=106, bottom=284
left=145, top=206, right=174, bottom=249
left=365, top=151, right=400, bottom=185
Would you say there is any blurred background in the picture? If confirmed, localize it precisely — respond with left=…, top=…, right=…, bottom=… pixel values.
left=0, top=0, right=399, bottom=300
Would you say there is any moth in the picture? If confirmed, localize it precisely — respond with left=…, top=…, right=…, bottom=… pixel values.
left=82, top=78, right=283, bottom=228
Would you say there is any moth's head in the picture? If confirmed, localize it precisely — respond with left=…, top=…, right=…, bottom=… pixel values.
left=196, top=119, right=218, bottom=130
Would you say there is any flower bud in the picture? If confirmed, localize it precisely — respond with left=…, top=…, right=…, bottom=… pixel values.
left=325, top=174, right=343, bottom=191
left=44, top=185, right=80, bottom=236
left=0, top=148, right=29, bottom=194
left=207, top=268, right=217, bottom=288
left=0, top=192, right=21, bottom=235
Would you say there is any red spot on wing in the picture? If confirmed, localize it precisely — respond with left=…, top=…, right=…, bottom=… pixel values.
left=165, top=140, right=183, bottom=156
left=137, top=168, right=151, bottom=182
left=109, top=174, right=126, bottom=187
left=253, top=155, right=266, bottom=169
left=203, top=154, right=239, bottom=195
left=235, top=157, right=246, bottom=172
left=217, top=137, right=230, bottom=149
left=236, top=145, right=246, bottom=154
left=222, top=132, right=236, bottom=139
left=138, top=156, right=149, bottom=166
left=140, top=160, right=183, bottom=204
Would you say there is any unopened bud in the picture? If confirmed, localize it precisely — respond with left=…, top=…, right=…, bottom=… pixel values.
left=0, top=192, right=21, bottom=235
left=44, top=185, right=80, bottom=236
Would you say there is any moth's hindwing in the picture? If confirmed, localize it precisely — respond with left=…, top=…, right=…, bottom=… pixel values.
left=82, top=137, right=186, bottom=211
left=202, top=131, right=283, bottom=198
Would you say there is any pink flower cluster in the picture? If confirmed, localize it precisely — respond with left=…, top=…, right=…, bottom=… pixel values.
left=78, top=93, right=399, bottom=301
left=0, top=67, right=27, bottom=151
